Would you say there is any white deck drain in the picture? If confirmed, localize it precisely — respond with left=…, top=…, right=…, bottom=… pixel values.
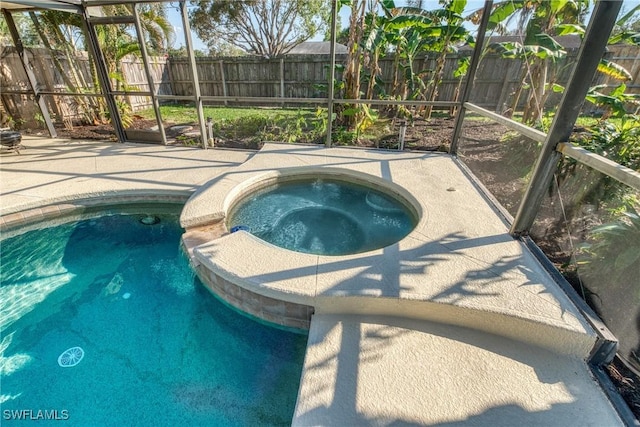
left=58, top=347, right=84, bottom=367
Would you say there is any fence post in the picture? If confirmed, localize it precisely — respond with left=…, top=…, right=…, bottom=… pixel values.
left=219, top=60, right=227, bottom=105
left=398, top=120, right=407, bottom=151
left=280, top=58, right=285, bottom=105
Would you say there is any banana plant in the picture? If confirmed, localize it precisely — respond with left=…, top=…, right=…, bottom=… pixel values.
left=489, top=33, right=568, bottom=122
left=419, top=0, right=473, bottom=119
left=585, top=84, right=640, bottom=119
left=365, top=0, right=473, bottom=119
left=365, top=2, right=434, bottom=103
left=488, top=0, right=590, bottom=125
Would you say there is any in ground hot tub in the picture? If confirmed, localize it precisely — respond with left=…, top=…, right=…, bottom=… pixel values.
left=227, top=176, right=418, bottom=255
left=181, top=166, right=422, bottom=328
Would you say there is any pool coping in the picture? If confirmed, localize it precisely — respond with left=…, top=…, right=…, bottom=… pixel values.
left=180, top=143, right=600, bottom=358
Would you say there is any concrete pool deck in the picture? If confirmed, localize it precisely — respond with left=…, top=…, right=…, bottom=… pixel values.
left=0, top=137, right=625, bottom=426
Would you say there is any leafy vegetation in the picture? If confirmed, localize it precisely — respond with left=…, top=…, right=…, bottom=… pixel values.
left=576, top=205, right=640, bottom=292
left=140, top=105, right=329, bottom=145
left=574, top=114, right=640, bottom=170
left=1, top=4, right=173, bottom=127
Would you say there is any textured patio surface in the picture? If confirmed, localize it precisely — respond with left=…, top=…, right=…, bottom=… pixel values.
left=0, top=138, right=623, bottom=426
left=0, top=136, right=252, bottom=217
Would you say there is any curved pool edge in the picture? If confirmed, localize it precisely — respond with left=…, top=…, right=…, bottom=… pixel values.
left=185, top=228, right=597, bottom=358
left=179, top=143, right=603, bottom=360
left=179, top=166, right=426, bottom=231
left=0, top=191, right=191, bottom=235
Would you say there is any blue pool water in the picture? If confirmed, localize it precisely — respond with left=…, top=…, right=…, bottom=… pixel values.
left=228, top=179, right=416, bottom=255
left=0, top=211, right=307, bottom=426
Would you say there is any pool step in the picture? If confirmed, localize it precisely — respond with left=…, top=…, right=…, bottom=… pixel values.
left=292, top=314, right=623, bottom=426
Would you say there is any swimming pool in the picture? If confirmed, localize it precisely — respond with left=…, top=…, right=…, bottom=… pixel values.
left=0, top=210, right=307, bottom=426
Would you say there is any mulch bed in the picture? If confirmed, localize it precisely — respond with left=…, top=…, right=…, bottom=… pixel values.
left=34, top=116, right=463, bottom=151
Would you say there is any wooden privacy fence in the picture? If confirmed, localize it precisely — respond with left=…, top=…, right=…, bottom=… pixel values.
left=167, top=45, right=638, bottom=111
left=168, top=53, right=479, bottom=103
left=1, top=44, right=638, bottom=127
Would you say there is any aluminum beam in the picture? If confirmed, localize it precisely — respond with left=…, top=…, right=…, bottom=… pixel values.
left=510, top=0, right=623, bottom=236
left=325, top=0, right=338, bottom=148
left=557, top=142, right=640, bottom=192
left=133, top=4, right=167, bottom=145
left=180, top=0, right=207, bottom=149
left=449, top=0, right=493, bottom=154
left=81, top=5, right=127, bottom=142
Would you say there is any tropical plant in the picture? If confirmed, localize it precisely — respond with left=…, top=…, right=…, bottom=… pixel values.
left=573, top=114, right=640, bottom=170
left=585, top=84, right=640, bottom=119
left=554, top=114, right=639, bottom=223
left=609, top=3, right=640, bottom=46
left=489, top=33, right=568, bottom=123
left=365, top=2, right=432, bottom=103
left=360, top=0, right=473, bottom=121
left=419, top=0, right=473, bottom=119
left=14, top=5, right=172, bottom=126
left=338, top=0, right=370, bottom=130
left=488, top=0, right=590, bottom=125
left=577, top=205, right=640, bottom=286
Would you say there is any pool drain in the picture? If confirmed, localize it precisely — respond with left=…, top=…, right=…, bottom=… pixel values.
left=140, top=215, right=160, bottom=225
left=58, top=347, right=84, bottom=367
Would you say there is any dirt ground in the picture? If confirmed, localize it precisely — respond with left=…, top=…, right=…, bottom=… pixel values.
left=24, top=115, right=640, bottom=421
left=41, top=116, right=460, bottom=151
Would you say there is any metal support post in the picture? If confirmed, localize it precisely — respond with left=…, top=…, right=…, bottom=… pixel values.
left=3, top=9, right=57, bottom=138
left=133, top=4, right=167, bottom=145
left=398, top=120, right=407, bottom=151
left=81, top=6, right=126, bottom=142
left=180, top=1, right=208, bottom=149
left=325, top=0, right=338, bottom=148
left=510, top=0, right=623, bottom=236
left=449, top=0, right=493, bottom=154
left=207, top=117, right=214, bottom=147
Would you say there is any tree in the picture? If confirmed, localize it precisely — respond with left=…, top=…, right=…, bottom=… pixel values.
left=189, top=0, right=330, bottom=56
left=167, top=46, right=209, bottom=57
left=203, top=39, right=247, bottom=57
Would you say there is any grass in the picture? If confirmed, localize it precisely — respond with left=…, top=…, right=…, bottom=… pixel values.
left=139, top=105, right=328, bottom=145
left=139, top=105, right=306, bottom=124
